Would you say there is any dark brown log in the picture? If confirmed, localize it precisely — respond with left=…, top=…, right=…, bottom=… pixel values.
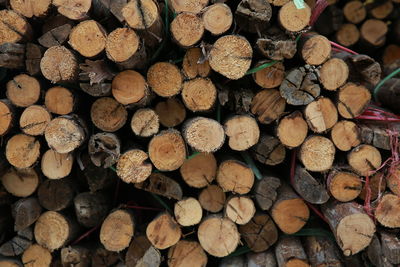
left=381, top=231, right=400, bottom=265
left=12, top=197, right=42, bottom=231
left=74, top=192, right=110, bottom=228
left=256, top=30, right=297, bottom=60
left=246, top=251, right=277, bottom=267
left=0, top=43, right=25, bottom=69
left=251, top=135, right=286, bottom=166
left=253, top=176, right=280, bottom=211
left=91, top=247, right=119, bottom=267
left=305, top=236, right=343, bottom=267
left=293, top=165, right=330, bottom=204
left=79, top=59, right=114, bottom=97
left=235, top=0, right=271, bottom=33
left=80, top=153, right=117, bottom=192
left=359, top=172, right=385, bottom=201
left=135, top=172, right=183, bottom=200
left=61, top=246, right=91, bottom=267
left=0, top=227, right=33, bottom=257
left=38, top=24, right=72, bottom=48
left=367, top=234, right=393, bottom=267
left=125, top=235, right=161, bottom=267
left=38, top=178, right=75, bottom=211
left=88, top=132, right=120, bottom=168
left=275, top=236, right=309, bottom=267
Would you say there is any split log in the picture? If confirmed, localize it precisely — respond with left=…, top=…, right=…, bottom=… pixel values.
left=198, top=185, right=226, bottom=213
left=171, top=12, right=204, bottom=47
left=40, top=46, right=78, bottom=83
left=25, top=43, right=44, bottom=76
left=5, top=134, right=40, bottom=169
left=168, top=240, right=207, bottom=267
left=112, top=70, right=150, bottom=106
left=348, top=144, right=382, bottom=176
left=116, top=149, right=152, bottom=184
left=299, top=135, right=335, bottom=172
left=147, top=62, right=183, bottom=97
left=91, top=97, right=127, bottom=132
left=298, top=34, right=331, bottom=65
left=0, top=10, right=32, bottom=44
left=1, top=168, right=39, bottom=198
left=253, top=176, right=280, bottom=211
left=319, top=58, right=349, bottom=91
left=37, top=178, right=75, bottom=211
left=45, top=86, right=75, bottom=115
left=61, top=246, right=91, bottom=267
left=278, top=2, right=311, bottom=32
left=0, top=227, right=33, bottom=257
left=275, top=236, right=309, bottom=267
left=375, top=194, right=400, bottom=228
left=155, top=98, right=186, bottom=128
left=335, top=24, right=360, bottom=47
left=182, top=47, right=211, bottom=79
left=216, top=159, right=254, bottom=194
left=331, top=120, right=361, bottom=152
left=22, top=244, right=52, bottom=267
left=12, top=197, right=42, bottom=231
left=20, top=105, right=52, bottom=136
left=304, top=97, right=338, bottom=133
left=41, top=149, right=74, bottom=180
left=224, top=115, right=260, bottom=151
left=251, top=135, right=286, bottom=166
left=0, top=100, right=14, bottom=136
left=6, top=74, right=40, bottom=108
left=135, top=172, right=183, bottom=200
left=38, top=24, right=72, bottom=48
left=182, top=78, right=217, bottom=112
left=277, top=111, right=308, bottom=148
left=293, top=165, right=330, bottom=204
left=180, top=152, right=217, bottom=188
left=88, top=132, right=121, bottom=168
left=74, top=192, right=110, bottom=228
left=125, top=235, right=161, bottom=267
left=225, top=195, right=256, bottom=225
left=146, top=213, right=181, bottom=250
left=174, top=197, right=202, bottom=226
left=305, top=236, right=343, bottom=267
left=52, top=0, right=92, bottom=20
left=327, top=170, right=362, bottom=202
left=203, top=3, right=232, bottom=35
left=343, top=1, right=366, bottom=24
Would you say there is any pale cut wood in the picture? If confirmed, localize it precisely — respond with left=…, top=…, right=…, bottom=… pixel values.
left=174, top=197, right=203, bottom=226
left=343, top=1, right=366, bottom=24
left=69, top=20, right=107, bottom=58
left=224, top=115, right=260, bottom=151
left=171, top=12, right=204, bottom=47
left=116, top=149, right=152, bottom=184
left=40, top=46, right=78, bottom=83
left=106, top=27, right=139, bottom=64
left=10, top=0, right=51, bottom=18
left=304, top=97, right=338, bottom=133
left=91, top=97, right=127, bottom=132
left=275, top=236, right=309, bottom=267
left=155, top=98, right=186, bottom=128
left=182, top=47, right=211, bottom=79
left=41, top=149, right=74, bottom=179
left=125, top=235, right=161, bottom=267
left=253, top=61, right=285, bottom=89
left=348, top=144, right=382, bottom=176
left=319, top=58, right=349, bottom=91
left=147, top=62, right=183, bottom=97
left=131, top=108, right=159, bottom=137
left=1, top=168, right=39, bottom=197
left=328, top=170, right=362, bottom=202
left=198, top=185, right=226, bottom=213
left=168, top=240, right=207, bottom=267
left=203, top=3, right=232, bottom=35
left=180, top=152, right=217, bottom=188
left=216, top=159, right=254, bottom=194
left=299, top=135, right=335, bottom=172
left=146, top=213, right=181, bottom=250
left=112, top=70, right=150, bottom=106
left=122, top=0, right=159, bottom=29
left=6, top=134, right=40, bottom=169
left=181, top=78, right=217, bottom=112
left=53, top=0, right=91, bottom=20
left=22, top=244, right=52, bottom=267
left=0, top=100, right=14, bottom=136
left=375, top=194, right=400, bottom=228
left=278, top=2, right=311, bottom=32
left=6, top=74, right=40, bottom=107
left=276, top=111, right=308, bottom=148
left=45, top=86, right=75, bottom=115
left=299, top=34, right=331, bottom=65
left=331, top=120, right=361, bottom=151
left=0, top=10, right=32, bottom=45
left=171, top=0, right=208, bottom=14
left=225, top=195, right=256, bottom=225
left=20, top=105, right=52, bottom=136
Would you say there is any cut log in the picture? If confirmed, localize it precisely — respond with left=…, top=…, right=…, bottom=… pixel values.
left=253, top=176, right=280, bottom=211
left=182, top=117, right=225, bottom=153
left=40, top=46, right=78, bottom=83
left=276, top=111, right=308, bottom=148
left=131, top=108, right=160, bottom=137
left=360, top=19, right=388, bottom=47
left=6, top=74, right=40, bottom=107
left=37, top=178, right=75, bottom=211
left=180, top=152, right=217, bottom=188
left=209, top=35, right=252, bottom=80
left=0, top=100, right=14, bottom=137
left=322, top=201, right=375, bottom=256
left=299, top=135, right=335, bottom=172
left=383, top=45, right=400, bottom=66
left=225, top=195, right=256, bottom=225
left=170, top=0, right=208, bottom=13
left=327, top=170, right=362, bottom=202
left=387, top=165, right=400, bottom=196
left=100, top=209, right=135, bottom=252
left=343, top=54, right=381, bottom=86
left=52, top=0, right=91, bottom=20
left=0, top=10, right=32, bottom=44
left=253, top=61, right=285, bottom=89
left=38, top=24, right=72, bottom=48
left=381, top=231, right=400, bottom=265
left=12, top=197, right=42, bottom=231
left=146, top=213, right=181, bottom=250
left=299, top=34, right=331, bottom=65
left=370, top=1, right=393, bottom=19
left=174, top=197, right=203, bottom=226
left=216, top=159, right=254, bottom=194
left=224, top=115, right=260, bottom=151
left=34, top=211, right=79, bottom=251
left=256, top=32, right=297, bottom=61
left=182, top=47, right=211, bottom=79
left=135, top=172, right=183, bottom=200
left=22, top=244, right=52, bottom=267
left=359, top=172, right=385, bottom=201
left=278, top=2, right=311, bottom=32
left=330, top=120, right=361, bottom=151
left=270, top=183, right=309, bottom=234
left=91, top=97, right=127, bottom=132
left=147, top=62, right=183, bottom=97
left=125, top=235, right=161, bottom=267
left=0, top=43, right=25, bottom=69
left=112, top=70, right=150, bottom=106
left=91, top=247, right=119, bottom=267
left=182, top=78, right=217, bottom=112
left=197, top=215, right=240, bottom=257
left=171, top=12, right=204, bottom=47
left=275, top=236, right=309, bottom=267
left=6, top=134, right=40, bottom=169
left=45, top=86, right=75, bottom=115
left=348, top=144, right=382, bottom=176
left=319, top=58, right=349, bottom=91
left=168, top=240, right=207, bottom=267
left=41, top=149, right=74, bottom=180
left=0, top=259, right=22, bottom=267
left=20, top=105, right=52, bottom=136
left=336, top=24, right=360, bottom=47
left=61, top=246, right=91, bottom=267
left=88, top=132, right=121, bottom=168
left=251, top=134, right=286, bottom=166
left=305, top=236, right=343, bottom=267
left=239, top=213, right=278, bottom=253
left=69, top=20, right=107, bottom=58
left=0, top=227, right=33, bottom=257
left=304, top=97, right=338, bottom=133
left=1, top=168, right=39, bottom=197
left=367, top=234, right=393, bottom=267
left=203, top=3, right=232, bottom=35
left=155, top=98, right=186, bottom=128
left=198, top=185, right=226, bottom=213
left=74, top=192, right=110, bottom=228
left=116, top=149, right=152, bottom=184
left=10, top=0, right=51, bottom=18
left=235, top=0, right=271, bottom=33
left=343, top=1, right=366, bottom=24
left=267, top=0, right=289, bottom=6
left=247, top=251, right=277, bottom=267
left=375, top=194, right=400, bottom=228
left=293, top=165, right=330, bottom=204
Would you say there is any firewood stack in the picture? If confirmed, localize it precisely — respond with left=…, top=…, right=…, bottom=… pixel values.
left=0, top=0, right=399, bottom=266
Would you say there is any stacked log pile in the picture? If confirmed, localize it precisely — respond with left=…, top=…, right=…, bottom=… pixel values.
left=0, top=0, right=399, bottom=266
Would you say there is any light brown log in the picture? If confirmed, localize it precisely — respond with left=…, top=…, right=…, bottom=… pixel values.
left=275, top=236, right=309, bottom=267
left=88, top=132, right=121, bottom=168
left=203, top=3, right=232, bottom=35
left=305, top=236, right=342, bottom=267
left=359, top=172, right=385, bottom=201
left=253, top=176, right=280, bottom=211
left=12, top=197, right=42, bottom=231
left=116, top=149, right=152, bottom=184
left=10, top=0, right=51, bottom=18
left=182, top=117, right=225, bottom=153
left=22, top=244, right=52, bottom=267
left=38, top=24, right=72, bottom=48
left=328, top=170, right=362, bottom=202
left=271, top=183, right=309, bottom=234
left=304, top=97, right=338, bottom=133
left=61, top=246, right=91, bottom=267
left=174, top=197, right=203, bottom=226
left=6, top=134, right=40, bottom=169
left=45, top=86, right=75, bottom=115
left=112, top=70, right=150, bottom=106
left=343, top=1, right=366, bottom=24
left=370, top=1, right=393, bottom=19
left=0, top=10, right=32, bottom=45
left=125, top=235, right=161, bottom=267
left=40, top=46, right=78, bottom=83
left=278, top=2, right=311, bottom=32
left=330, top=120, right=361, bottom=151
left=37, top=178, right=75, bottom=211
left=41, top=149, right=73, bottom=180
left=299, top=34, right=331, bottom=65
left=19, top=105, right=51, bottom=136
left=1, top=168, right=38, bottom=197
left=322, top=201, right=375, bottom=256
left=253, top=61, right=285, bottom=89
left=268, top=0, right=289, bottom=6
left=299, top=135, right=335, bottom=172
left=147, top=62, right=182, bottom=97
left=171, top=12, right=204, bottom=47
left=171, top=0, right=208, bottom=14
left=6, top=74, right=40, bottom=107
left=180, top=152, right=217, bottom=188
left=375, top=194, right=400, bottom=228
left=360, top=19, right=388, bottom=47
left=224, top=115, right=260, bottom=151
left=197, top=214, right=240, bottom=257
left=319, top=58, right=349, bottom=91
left=0, top=227, right=33, bottom=257
left=209, top=35, right=252, bottom=80
left=168, top=241, right=207, bottom=267
left=216, top=159, right=254, bottom=194
left=135, top=172, right=183, bottom=200
left=181, top=78, right=217, bottom=112
left=251, top=135, right=286, bottom=166
left=225, top=195, right=256, bottom=225
left=336, top=24, right=360, bottom=47
left=387, top=166, right=400, bottom=196
left=182, top=47, right=211, bottom=79
left=0, top=259, right=22, bottom=267
left=146, top=212, right=181, bottom=250
left=348, top=144, right=382, bottom=176
left=0, top=100, right=14, bottom=136
left=293, top=165, right=330, bottom=204
left=198, top=185, right=226, bottom=213
left=100, top=209, right=135, bottom=252
left=235, top=0, right=272, bottom=33
left=91, top=97, right=127, bottom=132
left=155, top=98, right=186, bottom=128
left=52, top=0, right=91, bottom=20
left=131, top=108, right=160, bottom=137
left=276, top=111, right=308, bottom=148
left=69, top=20, right=107, bottom=58
left=122, top=0, right=159, bottom=29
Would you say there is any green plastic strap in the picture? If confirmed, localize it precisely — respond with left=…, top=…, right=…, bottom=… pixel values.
left=187, top=151, right=200, bottom=159
left=294, top=0, right=305, bottom=9
left=241, top=151, right=262, bottom=180
left=373, top=67, right=400, bottom=101
left=245, top=60, right=279, bottom=75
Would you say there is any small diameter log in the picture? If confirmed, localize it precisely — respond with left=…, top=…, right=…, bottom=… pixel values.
left=251, top=89, right=286, bottom=124
left=216, top=160, right=254, bottom=194
left=305, top=236, right=342, bottom=267
left=348, top=144, right=382, bottom=176
left=370, top=1, right=393, bottom=19
left=375, top=194, right=400, bottom=228
left=135, top=172, right=183, bottom=200
left=69, top=20, right=106, bottom=58
left=147, top=62, right=183, bottom=97
left=171, top=0, right=208, bottom=13
left=34, top=211, right=78, bottom=251
left=327, top=170, right=362, bottom=202
left=116, top=149, right=152, bottom=184
left=125, top=235, right=161, bottom=267
left=26, top=43, right=45, bottom=76
left=381, top=231, right=400, bottom=265
left=174, top=197, right=203, bottom=226
left=251, top=135, right=286, bottom=166
left=10, top=0, right=51, bottom=18
left=359, top=172, right=385, bottom=201
left=322, top=201, right=375, bottom=256
left=61, top=246, right=91, bottom=267
left=41, top=149, right=74, bottom=179
left=271, top=183, right=309, bottom=234
left=319, top=58, right=349, bottom=91
left=336, top=24, right=360, bottom=47
left=112, top=70, right=150, bottom=106
left=100, top=209, right=135, bottom=252
left=225, top=195, right=256, bottom=225
left=6, top=134, right=40, bottom=169
left=0, top=227, right=33, bottom=257
left=180, top=152, right=217, bottom=188
left=168, top=240, right=207, bottom=267
left=360, top=19, right=388, bottom=47
left=224, top=115, right=260, bottom=151
left=20, top=105, right=52, bottom=136
left=331, top=120, right=361, bottom=152
left=6, top=74, right=40, bottom=107
left=0, top=100, right=14, bottom=136
left=247, top=251, right=277, bottom=267
left=74, top=192, right=109, bottom=228
left=198, top=185, right=226, bottom=213
left=197, top=215, right=240, bottom=257
left=239, top=213, right=278, bottom=253
left=280, top=67, right=320, bottom=106
left=38, top=24, right=72, bottom=48
left=276, top=111, right=308, bottom=148
left=182, top=78, right=217, bottom=112
left=203, top=3, right=232, bottom=35
left=52, top=0, right=91, bottom=20
left=275, top=236, right=309, bottom=267
left=375, top=78, right=400, bottom=112
left=40, top=46, right=78, bottom=83
left=38, top=178, right=75, bottom=211
left=299, top=34, right=331, bottom=65
left=182, top=47, right=211, bottom=79
left=22, top=244, right=52, bottom=267
left=12, top=197, right=42, bottom=231
left=299, top=135, right=335, bottom=172
left=155, top=98, right=186, bottom=128
left=235, top=0, right=271, bottom=33
left=171, top=12, right=204, bottom=47
left=304, top=97, right=338, bottom=133
left=131, top=108, right=159, bottom=137
left=253, top=176, right=280, bottom=211
left=343, top=1, right=366, bottom=24
left=278, top=2, right=311, bottom=32
left=45, top=86, right=75, bottom=115
left=45, top=115, right=86, bottom=154
left=293, top=165, right=330, bottom=204
left=88, top=132, right=121, bottom=168
left=209, top=35, right=252, bottom=80
left=1, top=168, right=39, bottom=197
left=253, top=61, right=285, bottom=89
left=183, top=117, right=225, bottom=153
left=0, top=10, right=32, bottom=44
left=146, top=212, right=181, bottom=250
left=91, top=97, right=127, bottom=132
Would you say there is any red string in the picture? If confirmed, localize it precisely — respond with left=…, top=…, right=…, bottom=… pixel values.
left=356, top=106, right=400, bottom=122
left=329, top=41, right=359, bottom=55
left=70, top=224, right=100, bottom=246
left=309, top=0, right=329, bottom=26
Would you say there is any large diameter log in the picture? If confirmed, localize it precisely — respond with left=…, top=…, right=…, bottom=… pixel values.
left=74, top=192, right=110, bottom=228
left=247, top=251, right=277, bottom=267
left=39, top=24, right=72, bottom=48
left=322, top=201, right=376, bottom=256
left=174, top=197, right=202, bottom=226
left=198, top=185, right=226, bottom=213
left=299, top=135, right=335, bottom=172
left=22, top=244, right=52, bottom=267
left=146, top=213, right=181, bottom=250
left=135, top=172, right=183, bottom=200
left=180, top=152, right=217, bottom=188
left=168, top=240, right=207, bottom=267
left=293, top=165, right=330, bottom=204
left=337, top=83, right=371, bottom=119
left=275, top=236, right=309, bottom=267
left=348, top=144, right=382, bottom=176
left=278, top=2, right=311, bottom=32
left=125, top=235, right=161, bottom=267
left=40, top=46, right=78, bottom=83
left=381, top=231, right=400, bottom=265
left=0, top=10, right=32, bottom=45
left=147, top=62, right=183, bottom=97
left=305, top=236, right=343, bottom=267
left=6, top=134, right=40, bottom=169
left=224, top=115, right=260, bottom=151
left=360, top=19, right=388, bottom=47
left=276, top=111, right=308, bottom=148
left=1, top=168, right=39, bottom=197
left=375, top=194, right=400, bottom=228
left=6, top=74, right=40, bottom=107
left=216, top=159, right=254, bottom=194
